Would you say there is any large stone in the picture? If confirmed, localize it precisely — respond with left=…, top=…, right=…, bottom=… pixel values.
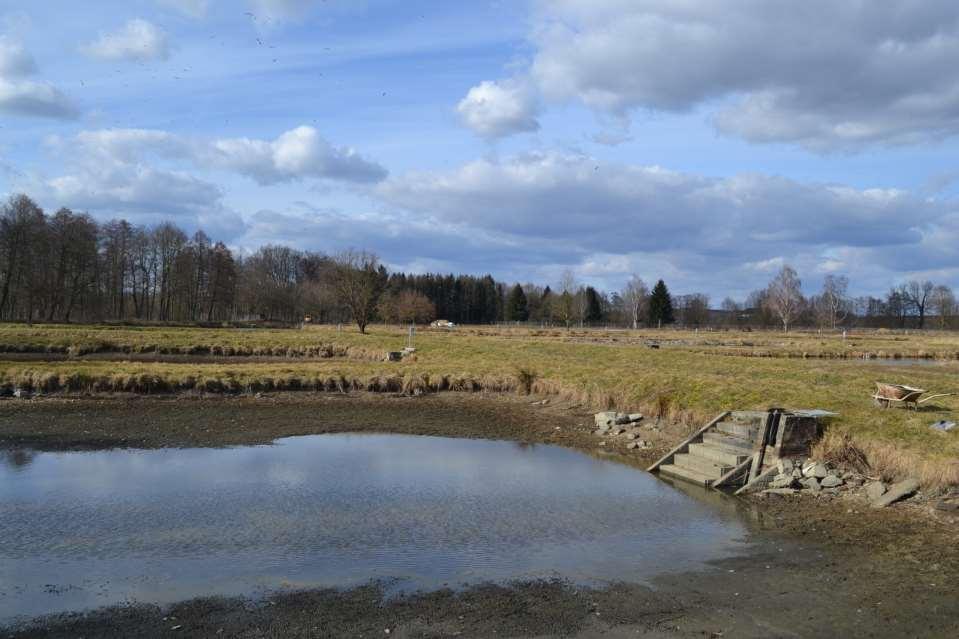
left=800, top=477, right=821, bottom=491
left=865, top=481, right=887, bottom=501
left=871, top=478, right=920, bottom=508
left=627, top=413, right=644, bottom=423
left=820, top=475, right=843, bottom=488
left=777, top=458, right=794, bottom=474
left=802, top=461, right=829, bottom=479
left=770, top=474, right=796, bottom=489
left=594, top=411, right=617, bottom=428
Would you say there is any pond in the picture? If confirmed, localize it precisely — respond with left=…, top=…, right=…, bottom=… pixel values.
left=0, top=434, right=749, bottom=622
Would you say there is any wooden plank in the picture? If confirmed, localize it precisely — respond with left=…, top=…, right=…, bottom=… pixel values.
left=734, top=464, right=779, bottom=495
left=647, top=411, right=731, bottom=473
left=747, top=410, right=776, bottom=483
left=712, top=456, right=753, bottom=489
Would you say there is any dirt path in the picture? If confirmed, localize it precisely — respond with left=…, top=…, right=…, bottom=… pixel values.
left=1, top=394, right=957, bottom=637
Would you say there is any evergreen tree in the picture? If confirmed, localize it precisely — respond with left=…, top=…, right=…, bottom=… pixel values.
left=648, top=279, right=675, bottom=327
left=505, top=283, right=529, bottom=321
left=540, top=285, right=552, bottom=323
left=584, top=286, right=603, bottom=323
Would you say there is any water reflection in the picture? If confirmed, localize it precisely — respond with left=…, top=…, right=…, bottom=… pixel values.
left=0, top=449, right=35, bottom=470
left=0, top=434, right=750, bottom=622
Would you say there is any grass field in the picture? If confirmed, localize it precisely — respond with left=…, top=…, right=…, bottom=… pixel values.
left=0, top=322, right=957, bottom=487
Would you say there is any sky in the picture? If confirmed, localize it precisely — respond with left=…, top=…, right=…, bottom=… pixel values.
left=2, top=0, right=959, bottom=302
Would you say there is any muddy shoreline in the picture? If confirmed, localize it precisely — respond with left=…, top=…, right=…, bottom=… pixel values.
left=2, top=394, right=958, bottom=637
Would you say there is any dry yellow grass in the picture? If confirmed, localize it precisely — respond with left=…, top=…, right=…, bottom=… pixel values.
left=1, top=322, right=957, bottom=487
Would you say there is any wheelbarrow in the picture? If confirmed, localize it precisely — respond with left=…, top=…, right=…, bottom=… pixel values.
left=872, top=382, right=953, bottom=410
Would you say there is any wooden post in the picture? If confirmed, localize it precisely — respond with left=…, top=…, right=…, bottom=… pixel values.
left=748, top=409, right=778, bottom=482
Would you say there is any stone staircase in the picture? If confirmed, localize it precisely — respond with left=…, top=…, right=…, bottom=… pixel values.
left=654, top=412, right=771, bottom=487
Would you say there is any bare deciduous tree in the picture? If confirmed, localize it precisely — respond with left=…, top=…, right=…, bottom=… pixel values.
left=330, top=249, right=385, bottom=334
left=621, top=274, right=648, bottom=329
left=901, top=280, right=934, bottom=329
left=815, top=274, right=849, bottom=329
left=557, top=269, right=577, bottom=329
left=379, top=289, right=435, bottom=325
left=930, top=285, right=956, bottom=329
left=765, top=265, right=803, bottom=332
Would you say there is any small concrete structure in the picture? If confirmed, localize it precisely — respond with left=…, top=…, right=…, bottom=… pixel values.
left=648, top=409, right=832, bottom=490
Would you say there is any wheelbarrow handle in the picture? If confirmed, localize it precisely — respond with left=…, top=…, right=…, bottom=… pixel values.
left=917, top=393, right=955, bottom=404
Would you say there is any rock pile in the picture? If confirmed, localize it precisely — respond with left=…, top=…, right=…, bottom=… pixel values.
left=762, top=458, right=922, bottom=508
left=593, top=411, right=651, bottom=450
left=763, top=458, right=854, bottom=495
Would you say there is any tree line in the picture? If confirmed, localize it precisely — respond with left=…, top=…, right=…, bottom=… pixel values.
left=1, top=194, right=955, bottom=331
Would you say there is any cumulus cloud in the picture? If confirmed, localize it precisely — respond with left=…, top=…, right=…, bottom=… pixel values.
left=206, top=126, right=387, bottom=185
left=60, top=125, right=387, bottom=186
left=457, top=78, right=540, bottom=139
left=379, top=152, right=958, bottom=293
left=0, top=78, right=77, bottom=119
left=81, top=19, right=170, bottom=62
left=37, top=135, right=246, bottom=239
left=238, top=205, right=568, bottom=276
left=0, top=37, right=77, bottom=119
left=473, top=0, right=959, bottom=150
left=381, top=153, right=935, bottom=252
left=47, top=165, right=222, bottom=218
left=32, top=125, right=386, bottom=241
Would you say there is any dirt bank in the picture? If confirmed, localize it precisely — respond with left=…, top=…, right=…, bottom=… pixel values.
left=2, top=394, right=958, bottom=637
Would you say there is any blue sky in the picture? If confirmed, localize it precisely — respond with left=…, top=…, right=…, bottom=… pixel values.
left=2, top=0, right=959, bottom=301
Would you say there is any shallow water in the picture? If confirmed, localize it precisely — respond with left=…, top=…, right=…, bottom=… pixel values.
left=858, top=357, right=953, bottom=367
left=0, top=434, right=749, bottom=621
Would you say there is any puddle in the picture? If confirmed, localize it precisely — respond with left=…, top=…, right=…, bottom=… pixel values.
left=0, top=434, right=749, bottom=621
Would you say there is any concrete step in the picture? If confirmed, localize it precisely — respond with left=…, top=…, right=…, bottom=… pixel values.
left=702, top=431, right=754, bottom=452
left=688, top=442, right=751, bottom=466
left=674, top=453, right=731, bottom=478
left=658, top=463, right=713, bottom=487
left=715, top=420, right=759, bottom=440
left=729, top=410, right=766, bottom=425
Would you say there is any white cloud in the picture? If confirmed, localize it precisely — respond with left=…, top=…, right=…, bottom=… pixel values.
left=37, top=137, right=246, bottom=239
left=206, top=126, right=387, bottom=185
left=60, top=125, right=387, bottom=186
left=81, top=19, right=170, bottom=62
left=47, top=165, right=221, bottom=217
left=31, top=125, right=386, bottom=241
left=0, top=37, right=77, bottom=119
left=473, top=0, right=959, bottom=150
left=379, top=151, right=958, bottom=293
left=0, top=77, right=77, bottom=119
left=456, top=78, right=540, bottom=139
left=0, top=36, right=36, bottom=76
